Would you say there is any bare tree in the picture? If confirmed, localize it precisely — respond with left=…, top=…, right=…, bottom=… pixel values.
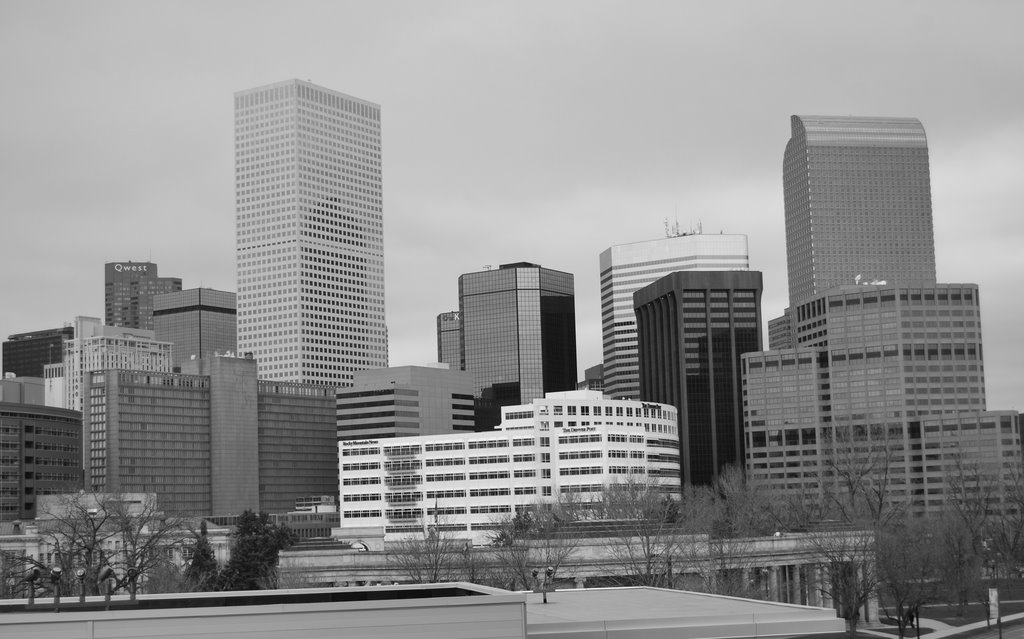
left=386, top=515, right=466, bottom=584
left=488, top=496, right=585, bottom=590
left=876, top=517, right=939, bottom=638
left=21, top=492, right=186, bottom=597
left=808, top=527, right=877, bottom=639
left=596, top=478, right=684, bottom=588
left=985, top=465, right=1024, bottom=579
left=819, top=424, right=906, bottom=527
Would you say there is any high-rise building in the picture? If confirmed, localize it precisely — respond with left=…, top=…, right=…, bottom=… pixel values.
left=2, top=326, right=74, bottom=378
left=436, top=311, right=462, bottom=370
left=742, top=283, right=1021, bottom=516
left=153, top=288, right=237, bottom=368
left=235, top=79, right=386, bottom=385
left=104, top=262, right=182, bottom=330
left=634, top=271, right=763, bottom=487
left=600, top=233, right=749, bottom=400
left=336, top=364, right=476, bottom=441
left=0, top=379, right=82, bottom=520
left=458, top=262, right=577, bottom=429
left=82, top=355, right=336, bottom=516
left=783, top=115, right=936, bottom=305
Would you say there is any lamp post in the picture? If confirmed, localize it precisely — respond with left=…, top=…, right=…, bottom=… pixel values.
left=50, top=567, right=62, bottom=610
left=532, top=566, right=554, bottom=604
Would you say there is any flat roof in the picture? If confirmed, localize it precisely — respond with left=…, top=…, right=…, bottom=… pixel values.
left=525, top=587, right=844, bottom=639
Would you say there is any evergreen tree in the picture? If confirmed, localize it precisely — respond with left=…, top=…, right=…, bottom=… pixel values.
left=219, top=511, right=297, bottom=591
left=184, top=521, right=219, bottom=592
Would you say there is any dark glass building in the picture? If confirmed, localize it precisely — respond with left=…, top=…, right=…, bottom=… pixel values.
left=436, top=310, right=462, bottom=370
left=635, top=270, right=763, bottom=487
left=104, top=261, right=183, bottom=330
left=2, top=326, right=74, bottom=378
left=459, top=262, right=577, bottom=429
left=154, top=288, right=237, bottom=368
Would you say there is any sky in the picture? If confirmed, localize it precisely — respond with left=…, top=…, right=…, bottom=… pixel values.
left=0, top=0, right=1021, bottom=410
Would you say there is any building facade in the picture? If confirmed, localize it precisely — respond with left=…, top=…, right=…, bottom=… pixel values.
left=104, top=262, right=182, bottom=331
left=0, top=387, right=82, bottom=521
left=257, top=379, right=337, bottom=514
left=742, top=282, right=1014, bottom=515
left=634, top=271, right=763, bottom=487
left=55, top=317, right=172, bottom=412
left=235, top=79, right=386, bottom=385
left=600, top=233, right=749, bottom=400
left=81, top=355, right=336, bottom=516
left=2, top=326, right=75, bottom=378
left=336, top=364, right=476, bottom=441
left=153, top=288, right=238, bottom=368
left=337, top=391, right=680, bottom=544
left=459, top=262, right=577, bottom=429
left=436, top=311, right=462, bottom=370
left=783, top=115, right=936, bottom=305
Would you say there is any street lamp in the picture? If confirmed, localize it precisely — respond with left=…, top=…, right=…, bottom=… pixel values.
left=532, top=566, right=554, bottom=604
left=97, top=566, right=140, bottom=603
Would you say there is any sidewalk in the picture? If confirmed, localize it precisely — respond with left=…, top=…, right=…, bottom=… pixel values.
left=859, top=612, right=1024, bottom=639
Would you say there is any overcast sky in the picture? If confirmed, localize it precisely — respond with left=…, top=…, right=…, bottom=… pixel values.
left=1, top=1, right=1021, bottom=410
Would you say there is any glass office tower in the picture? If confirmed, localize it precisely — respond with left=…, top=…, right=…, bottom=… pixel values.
left=459, top=263, right=577, bottom=428
left=635, top=270, right=763, bottom=487
left=600, top=233, right=749, bottom=400
left=783, top=115, right=936, bottom=305
left=235, top=79, right=386, bottom=385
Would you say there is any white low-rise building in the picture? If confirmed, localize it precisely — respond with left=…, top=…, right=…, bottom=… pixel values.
left=337, top=390, right=680, bottom=544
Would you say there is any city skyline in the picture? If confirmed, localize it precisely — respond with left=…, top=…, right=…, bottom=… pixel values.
left=0, top=2, right=1021, bottom=410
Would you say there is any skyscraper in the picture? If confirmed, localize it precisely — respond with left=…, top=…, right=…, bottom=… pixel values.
left=634, top=270, right=763, bottom=487
left=459, top=262, right=577, bottom=428
left=153, top=288, right=237, bottom=368
left=600, top=233, right=749, bottom=400
left=235, top=79, right=386, bottom=385
left=783, top=115, right=936, bottom=305
left=104, top=262, right=182, bottom=330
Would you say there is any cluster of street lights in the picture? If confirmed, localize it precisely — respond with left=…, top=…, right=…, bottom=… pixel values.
left=23, top=565, right=140, bottom=609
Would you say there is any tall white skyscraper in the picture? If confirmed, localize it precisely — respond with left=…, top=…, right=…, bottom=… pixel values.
left=599, top=232, right=749, bottom=400
left=235, top=79, right=387, bottom=385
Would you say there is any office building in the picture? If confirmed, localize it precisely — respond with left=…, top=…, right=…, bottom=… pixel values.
left=742, top=282, right=1018, bottom=515
left=336, top=364, right=476, bottom=441
left=783, top=115, right=936, bottom=305
left=105, top=261, right=182, bottom=330
left=235, top=79, right=386, bottom=385
left=257, top=378, right=337, bottom=514
left=634, top=271, right=763, bottom=487
left=153, top=288, right=237, bottom=368
left=81, top=355, right=336, bottom=516
left=2, top=326, right=74, bottom=378
left=459, top=262, right=577, bottom=428
left=337, top=390, right=680, bottom=544
left=600, top=233, right=749, bottom=400
left=436, top=311, right=462, bottom=370
left=577, top=363, right=604, bottom=391
left=0, top=379, right=82, bottom=520
left=52, top=316, right=172, bottom=412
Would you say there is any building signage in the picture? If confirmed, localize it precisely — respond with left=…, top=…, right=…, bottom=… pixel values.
left=342, top=439, right=379, bottom=446
left=439, top=311, right=461, bottom=322
left=113, top=263, right=149, bottom=273
left=564, top=426, right=596, bottom=433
